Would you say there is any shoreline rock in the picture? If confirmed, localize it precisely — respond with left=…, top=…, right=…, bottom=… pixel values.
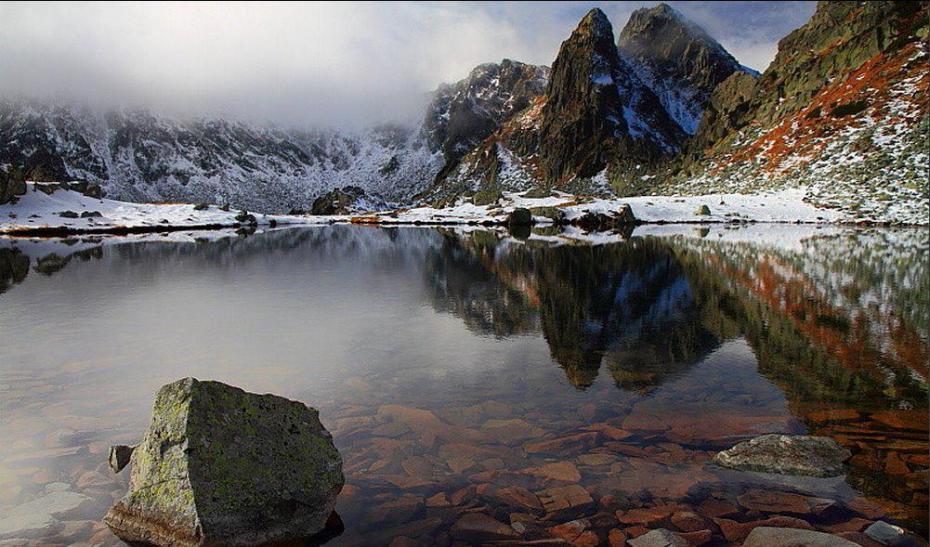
left=104, top=377, right=344, bottom=546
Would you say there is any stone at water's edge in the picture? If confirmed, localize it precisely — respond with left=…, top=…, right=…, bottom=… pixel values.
left=507, top=207, right=533, bottom=226
left=571, top=204, right=638, bottom=232
left=713, top=434, right=851, bottom=477
left=104, top=377, right=344, bottom=547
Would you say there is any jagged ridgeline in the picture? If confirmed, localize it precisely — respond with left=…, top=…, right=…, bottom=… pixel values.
left=425, top=1, right=929, bottom=225
left=1, top=2, right=927, bottom=221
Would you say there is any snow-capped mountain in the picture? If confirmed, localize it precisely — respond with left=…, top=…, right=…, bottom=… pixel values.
left=2, top=2, right=926, bottom=224
left=0, top=101, right=443, bottom=213
left=425, top=8, right=688, bottom=197
left=423, top=1, right=927, bottom=224
left=0, top=59, right=549, bottom=214
left=617, top=3, right=757, bottom=135
left=659, top=0, right=929, bottom=224
left=534, top=8, right=685, bottom=180
left=424, top=59, right=549, bottom=170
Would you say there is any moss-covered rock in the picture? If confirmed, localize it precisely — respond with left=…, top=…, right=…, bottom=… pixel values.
left=104, top=377, right=343, bottom=546
left=529, top=206, right=567, bottom=224
left=472, top=187, right=503, bottom=206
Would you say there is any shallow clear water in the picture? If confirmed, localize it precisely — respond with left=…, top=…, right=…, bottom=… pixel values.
left=0, top=225, right=927, bottom=545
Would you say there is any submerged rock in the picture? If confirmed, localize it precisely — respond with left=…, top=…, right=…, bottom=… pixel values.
left=864, top=521, right=905, bottom=545
left=0, top=488, right=93, bottom=539
left=713, top=434, right=851, bottom=477
left=451, top=513, right=518, bottom=542
left=104, top=377, right=343, bottom=546
left=743, top=526, right=859, bottom=546
left=628, top=528, right=688, bottom=547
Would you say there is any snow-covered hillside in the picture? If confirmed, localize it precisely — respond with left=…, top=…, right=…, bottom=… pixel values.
left=0, top=182, right=322, bottom=234
left=0, top=101, right=444, bottom=214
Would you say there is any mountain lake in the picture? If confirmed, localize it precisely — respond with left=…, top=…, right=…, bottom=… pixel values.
left=0, top=224, right=927, bottom=545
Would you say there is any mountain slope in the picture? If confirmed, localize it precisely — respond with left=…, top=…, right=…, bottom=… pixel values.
left=656, top=0, right=930, bottom=224
left=424, top=60, right=549, bottom=174
left=0, top=101, right=443, bottom=213
left=2, top=2, right=926, bottom=224
left=617, top=3, right=757, bottom=135
left=0, top=59, right=549, bottom=214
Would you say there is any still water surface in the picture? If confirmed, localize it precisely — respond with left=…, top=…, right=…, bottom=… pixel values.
left=0, top=225, right=927, bottom=545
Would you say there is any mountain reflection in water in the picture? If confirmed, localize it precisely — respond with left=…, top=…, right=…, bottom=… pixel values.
left=0, top=224, right=926, bottom=545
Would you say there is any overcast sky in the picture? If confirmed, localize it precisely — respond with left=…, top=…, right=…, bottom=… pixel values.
left=0, top=1, right=815, bottom=128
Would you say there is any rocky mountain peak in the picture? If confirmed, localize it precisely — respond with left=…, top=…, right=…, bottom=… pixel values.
left=535, top=8, right=683, bottom=184
left=617, top=2, right=752, bottom=134
left=619, top=3, right=733, bottom=65
left=574, top=8, right=615, bottom=43
left=423, top=59, right=549, bottom=170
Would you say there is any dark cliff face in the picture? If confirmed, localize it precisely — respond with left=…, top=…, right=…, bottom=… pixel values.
left=535, top=8, right=683, bottom=184
left=617, top=3, right=752, bottom=135
left=685, top=71, right=758, bottom=158
left=424, top=59, right=549, bottom=168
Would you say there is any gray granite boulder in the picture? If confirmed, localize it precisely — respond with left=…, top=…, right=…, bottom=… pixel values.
left=713, top=434, right=851, bottom=477
left=104, top=377, right=343, bottom=546
left=864, top=521, right=905, bottom=545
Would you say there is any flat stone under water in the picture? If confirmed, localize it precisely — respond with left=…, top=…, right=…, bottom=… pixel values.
left=0, top=224, right=926, bottom=545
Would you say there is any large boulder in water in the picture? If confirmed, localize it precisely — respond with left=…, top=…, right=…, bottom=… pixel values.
left=713, top=434, right=851, bottom=477
left=104, top=377, right=344, bottom=546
